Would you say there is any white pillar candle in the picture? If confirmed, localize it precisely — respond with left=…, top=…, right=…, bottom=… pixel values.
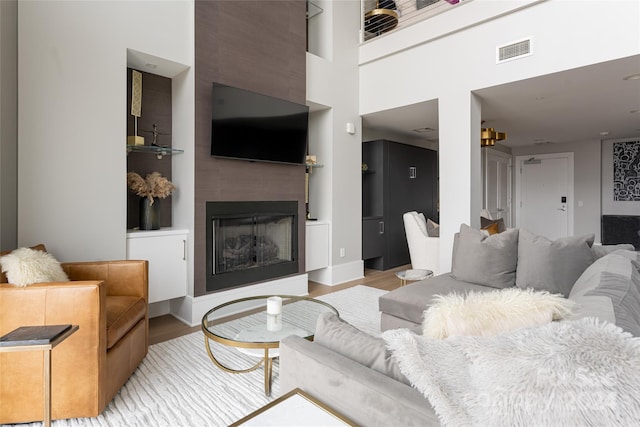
left=267, top=296, right=282, bottom=315
left=266, top=313, right=282, bottom=332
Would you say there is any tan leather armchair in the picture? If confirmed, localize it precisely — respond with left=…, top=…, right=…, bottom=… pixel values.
left=0, top=246, right=149, bottom=424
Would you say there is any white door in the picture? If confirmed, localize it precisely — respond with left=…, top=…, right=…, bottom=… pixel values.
left=483, top=149, right=512, bottom=227
left=515, top=153, right=574, bottom=240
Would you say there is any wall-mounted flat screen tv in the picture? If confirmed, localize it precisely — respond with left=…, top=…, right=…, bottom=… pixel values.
left=211, top=82, right=309, bottom=165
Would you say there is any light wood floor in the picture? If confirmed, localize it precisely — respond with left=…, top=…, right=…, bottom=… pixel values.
left=148, top=264, right=409, bottom=345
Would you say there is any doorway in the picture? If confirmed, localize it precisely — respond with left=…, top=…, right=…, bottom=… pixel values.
left=515, top=152, right=574, bottom=239
left=483, top=148, right=512, bottom=227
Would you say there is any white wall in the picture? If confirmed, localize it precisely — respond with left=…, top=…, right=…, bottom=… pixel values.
left=0, top=0, right=18, bottom=251
left=511, top=140, right=602, bottom=242
left=362, top=128, right=438, bottom=151
left=359, top=0, right=640, bottom=271
left=18, top=1, right=194, bottom=261
left=306, top=0, right=363, bottom=285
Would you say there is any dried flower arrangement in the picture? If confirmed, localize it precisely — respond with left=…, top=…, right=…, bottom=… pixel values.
left=127, top=172, right=175, bottom=205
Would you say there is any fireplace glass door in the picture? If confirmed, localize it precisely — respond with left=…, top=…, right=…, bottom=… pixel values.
left=206, top=200, right=299, bottom=292
left=214, top=214, right=294, bottom=274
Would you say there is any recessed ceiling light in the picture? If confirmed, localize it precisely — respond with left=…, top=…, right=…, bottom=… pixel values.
left=413, top=127, right=436, bottom=133
left=145, top=63, right=158, bottom=69
left=600, top=131, right=610, bottom=136
left=623, top=73, right=640, bottom=81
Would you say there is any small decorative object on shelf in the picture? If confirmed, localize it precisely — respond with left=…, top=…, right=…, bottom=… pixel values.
left=127, top=70, right=144, bottom=147
left=127, top=122, right=179, bottom=159
left=305, top=155, right=324, bottom=172
left=141, top=123, right=171, bottom=147
left=127, top=172, right=175, bottom=230
left=305, top=155, right=322, bottom=172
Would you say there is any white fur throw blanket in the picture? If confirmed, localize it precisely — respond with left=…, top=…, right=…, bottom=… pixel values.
left=383, top=318, right=640, bottom=426
left=423, top=288, right=575, bottom=339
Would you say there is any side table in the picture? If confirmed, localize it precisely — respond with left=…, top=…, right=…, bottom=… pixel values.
left=0, top=324, right=79, bottom=427
left=230, top=388, right=357, bottom=426
left=395, top=268, right=433, bottom=286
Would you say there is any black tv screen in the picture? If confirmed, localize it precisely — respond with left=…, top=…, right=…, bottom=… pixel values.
left=211, top=82, right=309, bottom=165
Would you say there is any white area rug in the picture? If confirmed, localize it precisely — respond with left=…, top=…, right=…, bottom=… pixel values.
left=13, top=285, right=385, bottom=427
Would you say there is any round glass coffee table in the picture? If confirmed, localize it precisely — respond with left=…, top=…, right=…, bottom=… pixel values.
left=201, top=295, right=338, bottom=396
left=396, top=269, right=433, bottom=286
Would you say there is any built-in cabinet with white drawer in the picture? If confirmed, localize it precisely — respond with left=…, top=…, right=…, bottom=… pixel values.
left=126, top=228, right=188, bottom=303
left=305, top=221, right=329, bottom=272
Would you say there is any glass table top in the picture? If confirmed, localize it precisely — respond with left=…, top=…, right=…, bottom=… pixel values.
left=202, top=296, right=338, bottom=345
left=395, top=269, right=434, bottom=281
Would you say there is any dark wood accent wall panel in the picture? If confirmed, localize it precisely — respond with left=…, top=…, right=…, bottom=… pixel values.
left=194, top=0, right=307, bottom=297
left=126, top=69, right=173, bottom=229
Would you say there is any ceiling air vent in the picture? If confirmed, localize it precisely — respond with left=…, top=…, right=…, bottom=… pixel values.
left=496, top=38, right=532, bottom=63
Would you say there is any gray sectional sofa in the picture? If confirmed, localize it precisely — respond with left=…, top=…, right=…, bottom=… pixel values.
left=280, top=226, right=640, bottom=426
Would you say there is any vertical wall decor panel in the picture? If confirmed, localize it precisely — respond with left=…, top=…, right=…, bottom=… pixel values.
left=194, top=0, right=307, bottom=296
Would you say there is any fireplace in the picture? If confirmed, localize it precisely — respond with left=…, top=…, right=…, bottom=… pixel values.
left=206, top=201, right=299, bottom=292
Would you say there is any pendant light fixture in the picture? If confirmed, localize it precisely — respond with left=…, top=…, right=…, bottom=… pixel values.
left=481, top=127, right=507, bottom=147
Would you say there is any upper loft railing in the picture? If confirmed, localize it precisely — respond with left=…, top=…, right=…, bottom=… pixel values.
left=361, top=0, right=471, bottom=42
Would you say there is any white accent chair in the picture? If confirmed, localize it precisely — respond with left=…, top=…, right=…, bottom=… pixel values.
left=402, top=211, right=440, bottom=276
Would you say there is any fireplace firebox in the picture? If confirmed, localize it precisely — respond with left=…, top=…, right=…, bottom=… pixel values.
left=206, top=201, right=299, bottom=292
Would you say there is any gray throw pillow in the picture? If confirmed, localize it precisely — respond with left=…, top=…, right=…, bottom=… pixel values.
left=451, top=224, right=519, bottom=289
left=313, top=312, right=410, bottom=385
left=426, top=218, right=440, bottom=237
left=480, top=216, right=506, bottom=233
left=569, top=252, right=640, bottom=337
left=516, top=229, right=595, bottom=297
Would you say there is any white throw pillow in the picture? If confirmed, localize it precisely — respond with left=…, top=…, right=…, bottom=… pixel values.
left=423, top=287, right=575, bottom=339
left=0, top=247, right=69, bottom=287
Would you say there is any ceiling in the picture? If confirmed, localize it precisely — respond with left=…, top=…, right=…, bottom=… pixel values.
left=362, top=54, right=640, bottom=148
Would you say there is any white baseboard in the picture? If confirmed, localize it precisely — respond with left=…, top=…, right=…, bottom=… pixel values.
left=308, top=260, right=364, bottom=286
left=170, top=274, right=309, bottom=327
left=148, top=300, right=171, bottom=318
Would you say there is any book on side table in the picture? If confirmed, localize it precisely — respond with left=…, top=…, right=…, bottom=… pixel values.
left=0, top=324, right=73, bottom=347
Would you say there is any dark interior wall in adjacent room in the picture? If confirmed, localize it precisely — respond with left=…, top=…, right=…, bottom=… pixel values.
left=194, top=0, right=307, bottom=297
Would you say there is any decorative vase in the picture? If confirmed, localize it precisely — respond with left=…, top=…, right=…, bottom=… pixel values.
left=139, top=198, right=160, bottom=230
